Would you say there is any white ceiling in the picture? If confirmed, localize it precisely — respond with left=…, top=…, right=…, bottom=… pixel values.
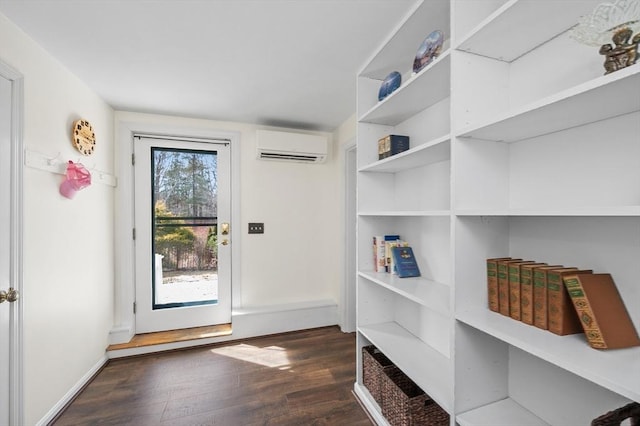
left=0, top=0, right=419, bottom=132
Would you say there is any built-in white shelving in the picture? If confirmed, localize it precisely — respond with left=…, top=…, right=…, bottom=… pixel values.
left=356, top=1, right=639, bottom=425
left=457, top=398, right=549, bottom=426
left=359, top=52, right=451, bottom=126
left=358, top=135, right=450, bottom=173
left=457, top=308, right=640, bottom=403
left=455, top=0, right=602, bottom=62
left=359, top=323, right=453, bottom=413
left=358, top=271, right=450, bottom=316
left=457, top=65, right=640, bottom=143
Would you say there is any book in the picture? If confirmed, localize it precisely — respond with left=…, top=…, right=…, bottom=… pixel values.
left=547, top=268, right=592, bottom=336
left=384, top=238, right=406, bottom=274
left=563, top=273, right=640, bottom=349
left=509, top=262, right=545, bottom=321
left=391, top=246, right=420, bottom=278
left=497, top=259, right=525, bottom=316
left=373, top=236, right=386, bottom=273
left=533, top=266, right=574, bottom=330
left=487, top=258, right=512, bottom=312
left=520, top=264, right=557, bottom=325
left=378, top=134, right=410, bottom=159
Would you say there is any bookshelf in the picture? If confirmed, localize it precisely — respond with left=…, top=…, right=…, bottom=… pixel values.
left=355, top=0, right=640, bottom=424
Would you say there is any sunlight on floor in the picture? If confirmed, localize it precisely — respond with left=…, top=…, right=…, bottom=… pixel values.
left=210, top=344, right=291, bottom=369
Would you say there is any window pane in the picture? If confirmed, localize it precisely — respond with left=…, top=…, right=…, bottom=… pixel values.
left=151, top=148, right=219, bottom=309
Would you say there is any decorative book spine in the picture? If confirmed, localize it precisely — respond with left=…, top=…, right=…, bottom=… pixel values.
left=547, top=269, right=591, bottom=335
left=509, top=262, right=541, bottom=321
left=520, top=263, right=547, bottom=324
left=497, top=260, right=512, bottom=316
left=487, top=258, right=511, bottom=312
left=373, top=236, right=385, bottom=273
left=499, top=260, right=528, bottom=316
left=564, top=275, right=607, bottom=348
left=533, top=266, right=563, bottom=330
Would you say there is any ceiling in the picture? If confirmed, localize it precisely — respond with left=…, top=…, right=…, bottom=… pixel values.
left=0, top=0, right=419, bottom=132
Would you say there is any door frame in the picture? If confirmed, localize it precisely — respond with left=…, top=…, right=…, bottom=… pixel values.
left=341, top=140, right=356, bottom=332
left=112, top=119, right=240, bottom=344
left=0, top=59, right=24, bottom=425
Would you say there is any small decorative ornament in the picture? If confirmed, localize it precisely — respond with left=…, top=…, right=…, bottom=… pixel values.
left=72, top=119, right=96, bottom=155
left=413, top=30, right=444, bottom=75
left=569, top=0, right=640, bottom=74
left=378, top=71, right=402, bottom=101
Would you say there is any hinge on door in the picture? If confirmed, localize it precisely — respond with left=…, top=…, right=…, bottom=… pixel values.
left=131, top=153, right=135, bottom=166
left=132, top=228, right=136, bottom=240
left=133, top=302, right=137, bottom=314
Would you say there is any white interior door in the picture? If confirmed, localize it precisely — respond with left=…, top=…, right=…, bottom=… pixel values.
left=0, top=65, right=11, bottom=426
left=0, top=62, right=22, bottom=426
left=134, top=136, right=232, bottom=333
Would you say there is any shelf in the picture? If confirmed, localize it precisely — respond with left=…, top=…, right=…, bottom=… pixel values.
left=456, top=65, right=640, bottom=143
left=456, top=0, right=601, bottom=62
left=358, top=271, right=450, bottom=316
left=359, top=51, right=451, bottom=126
left=359, top=0, right=450, bottom=80
left=457, top=397, right=549, bottom=426
left=358, top=135, right=450, bottom=173
left=358, top=322, right=453, bottom=413
left=353, top=383, right=389, bottom=426
left=456, top=308, right=640, bottom=402
left=455, top=206, right=640, bottom=217
left=359, top=210, right=450, bottom=217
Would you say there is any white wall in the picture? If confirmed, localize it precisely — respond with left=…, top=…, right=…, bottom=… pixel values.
left=1, top=9, right=347, bottom=424
left=0, top=12, right=115, bottom=426
left=115, top=111, right=340, bottom=313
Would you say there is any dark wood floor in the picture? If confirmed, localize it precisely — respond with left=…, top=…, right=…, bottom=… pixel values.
left=53, top=326, right=373, bottom=425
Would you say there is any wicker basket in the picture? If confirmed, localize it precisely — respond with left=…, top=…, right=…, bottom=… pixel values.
left=381, top=367, right=450, bottom=426
left=362, top=345, right=396, bottom=404
left=591, top=402, right=640, bottom=426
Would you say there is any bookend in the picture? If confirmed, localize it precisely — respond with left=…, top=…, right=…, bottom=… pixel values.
left=591, top=402, right=640, bottom=426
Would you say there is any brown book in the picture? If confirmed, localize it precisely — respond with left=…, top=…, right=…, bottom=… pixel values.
left=497, top=259, right=523, bottom=316
left=533, top=266, right=574, bottom=330
left=547, top=269, right=592, bottom=335
left=564, top=273, right=640, bottom=349
left=487, top=258, right=512, bottom=312
left=509, top=262, right=545, bottom=321
left=520, top=263, right=551, bottom=325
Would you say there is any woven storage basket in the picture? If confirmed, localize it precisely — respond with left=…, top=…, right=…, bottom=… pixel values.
left=362, top=345, right=395, bottom=404
left=381, top=367, right=450, bottom=426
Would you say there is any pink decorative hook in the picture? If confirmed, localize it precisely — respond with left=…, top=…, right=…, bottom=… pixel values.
left=59, top=160, right=92, bottom=199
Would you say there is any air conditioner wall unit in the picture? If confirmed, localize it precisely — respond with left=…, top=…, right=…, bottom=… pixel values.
left=256, top=129, right=328, bottom=163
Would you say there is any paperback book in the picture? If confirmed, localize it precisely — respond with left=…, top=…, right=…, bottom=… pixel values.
left=391, top=246, right=421, bottom=278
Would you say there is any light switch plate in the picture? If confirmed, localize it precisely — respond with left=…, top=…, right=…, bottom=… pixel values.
left=248, top=223, right=264, bottom=234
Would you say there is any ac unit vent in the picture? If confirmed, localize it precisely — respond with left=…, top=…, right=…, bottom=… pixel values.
left=256, top=129, right=328, bottom=163
left=259, top=152, right=320, bottom=162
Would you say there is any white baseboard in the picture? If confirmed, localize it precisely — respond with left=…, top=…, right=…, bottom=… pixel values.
left=36, top=355, right=108, bottom=426
left=107, top=299, right=338, bottom=358
left=108, top=324, right=135, bottom=345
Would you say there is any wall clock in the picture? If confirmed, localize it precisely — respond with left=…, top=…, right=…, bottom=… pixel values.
left=72, top=119, right=96, bottom=155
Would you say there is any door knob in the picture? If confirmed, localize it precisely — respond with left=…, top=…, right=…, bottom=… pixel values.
left=219, top=239, right=229, bottom=246
left=0, top=287, right=19, bottom=304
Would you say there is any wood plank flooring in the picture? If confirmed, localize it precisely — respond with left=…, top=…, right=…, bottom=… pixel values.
left=53, top=326, right=373, bottom=425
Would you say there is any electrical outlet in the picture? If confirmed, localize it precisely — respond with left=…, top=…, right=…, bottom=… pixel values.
left=248, top=222, right=264, bottom=234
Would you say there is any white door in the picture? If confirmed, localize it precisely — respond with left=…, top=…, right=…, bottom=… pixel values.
left=134, top=136, right=232, bottom=333
left=0, top=63, right=22, bottom=425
